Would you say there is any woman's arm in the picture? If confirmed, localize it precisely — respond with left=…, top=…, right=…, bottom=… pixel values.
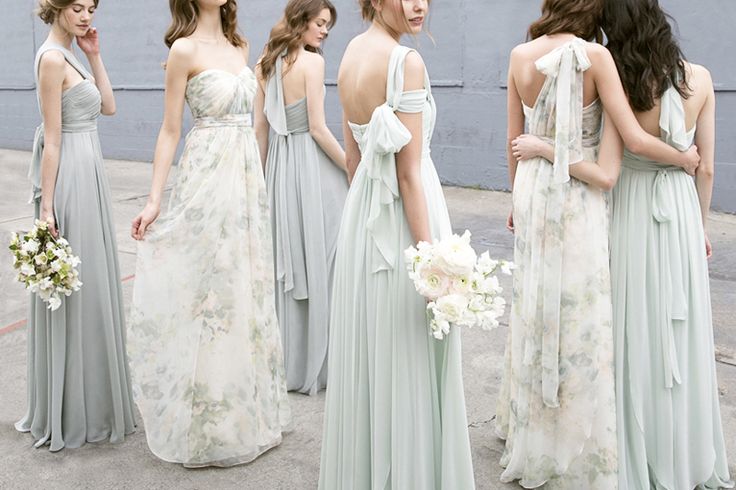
left=342, top=111, right=361, bottom=184
left=693, top=66, right=716, bottom=257
left=396, top=52, right=431, bottom=244
left=305, top=55, right=346, bottom=171
left=130, top=39, right=192, bottom=240
left=76, top=27, right=115, bottom=115
left=253, top=63, right=269, bottom=170
left=37, top=51, right=67, bottom=237
left=512, top=111, right=624, bottom=191
left=591, top=47, right=699, bottom=174
left=505, top=49, right=524, bottom=232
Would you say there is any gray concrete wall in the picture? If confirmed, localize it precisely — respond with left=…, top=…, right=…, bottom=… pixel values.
left=1, top=0, right=734, bottom=211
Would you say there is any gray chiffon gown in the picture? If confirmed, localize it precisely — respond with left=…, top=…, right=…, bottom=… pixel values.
left=16, top=41, right=136, bottom=451
left=263, top=55, right=348, bottom=395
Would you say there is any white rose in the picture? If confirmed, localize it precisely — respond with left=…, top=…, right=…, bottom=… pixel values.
left=501, top=261, right=516, bottom=276
left=433, top=293, right=469, bottom=323
left=432, top=231, right=477, bottom=276
left=416, top=264, right=451, bottom=300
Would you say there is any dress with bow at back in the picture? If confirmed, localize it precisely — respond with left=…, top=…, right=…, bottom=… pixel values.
left=611, top=84, right=733, bottom=490
left=318, top=45, right=475, bottom=490
left=128, top=66, right=291, bottom=467
left=495, top=38, right=618, bottom=488
left=16, top=41, right=136, bottom=451
left=263, top=54, right=348, bottom=395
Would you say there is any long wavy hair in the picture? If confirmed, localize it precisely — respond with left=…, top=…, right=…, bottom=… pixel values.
left=259, top=0, right=336, bottom=81
left=164, top=0, right=245, bottom=48
left=37, top=0, right=99, bottom=25
left=528, top=0, right=603, bottom=41
left=602, top=0, right=689, bottom=112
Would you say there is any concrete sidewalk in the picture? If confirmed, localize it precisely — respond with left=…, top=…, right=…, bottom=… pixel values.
left=1, top=148, right=734, bottom=489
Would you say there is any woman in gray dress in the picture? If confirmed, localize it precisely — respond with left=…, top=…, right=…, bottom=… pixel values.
left=254, top=0, right=348, bottom=396
left=16, top=0, right=136, bottom=451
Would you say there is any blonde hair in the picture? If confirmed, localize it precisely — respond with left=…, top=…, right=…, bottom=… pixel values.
left=37, top=0, right=99, bottom=25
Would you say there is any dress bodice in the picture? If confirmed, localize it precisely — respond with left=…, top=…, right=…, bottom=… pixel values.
left=263, top=55, right=311, bottom=135
left=622, top=84, right=696, bottom=172
left=34, top=42, right=101, bottom=126
left=185, top=67, right=257, bottom=120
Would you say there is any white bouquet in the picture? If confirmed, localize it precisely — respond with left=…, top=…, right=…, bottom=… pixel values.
left=9, top=220, right=82, bottom=311
left=404, top=230, right=513, bottom=340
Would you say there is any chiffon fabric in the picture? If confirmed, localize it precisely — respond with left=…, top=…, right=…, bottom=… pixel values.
left=612, top=83, right=733, bottom=490
left=16, top=41, right=136, bottom=451
left=495, top=38, right=618, bottom=489
left=263, top=54, right=347, bottom=395
left=318, top=45, right=475, bottom=490
left=128, top=66, right=291, bottom=467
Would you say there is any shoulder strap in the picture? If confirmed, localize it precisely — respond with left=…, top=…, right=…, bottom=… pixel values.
left=34, top=42, right=92, bottom=113
left=659, top=84, right=691, bottom=150
left=385, top=45, right=430, bottom=113
left=263, top=53, right=288, bottom=135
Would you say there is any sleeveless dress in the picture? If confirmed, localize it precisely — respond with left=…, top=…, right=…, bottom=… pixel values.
left=263, top=54, right=348, bottom=395
left=16, top=41, right=136, bottom=451
left=495, top=39, right=618, bottom=488
left=318, top=46, right=475, bottom=490
left=611, top=84, right=733, bottom=490
left=127, top=66, right=291, bottom=467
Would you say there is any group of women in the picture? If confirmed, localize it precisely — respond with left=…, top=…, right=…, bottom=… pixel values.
left=15, top=0, right=732, bottom=488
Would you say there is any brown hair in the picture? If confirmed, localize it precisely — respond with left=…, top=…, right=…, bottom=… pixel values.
left=164, top=0, right=246, bottom=49
left=602, top=0, right=689, bottom=112
left=359, top=0, right=431, bottom=32
left=528, top=0, right=603, bottom=41
left=259, top=0, right=337, bottom=81
left=37, top=0, right=99, bottom=25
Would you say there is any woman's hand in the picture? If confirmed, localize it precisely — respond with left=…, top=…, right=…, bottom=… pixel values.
left=131, top=201, right=161, bottom=241
left=705, top=232, right=712, bottom=259
left=680, top=145, right=700, bottom=176
left=40, top=208, right=58, bottom=238
left=77, top=27, right=100, bottom=56
left=511, top=134, right=549, bottom=163
left=506, top=209, right=514, bottom=233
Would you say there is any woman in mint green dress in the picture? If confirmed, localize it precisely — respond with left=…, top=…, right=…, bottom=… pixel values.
left=604, top=1, right=732, bottom=488
left=318, top=1, right=474, bottom=488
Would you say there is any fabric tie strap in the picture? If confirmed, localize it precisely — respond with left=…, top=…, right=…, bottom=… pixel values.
left=263, top=54, right=289, bottom=136
left=522, top=38, right=592, bottom=408
left=652, top=169, right=687, bottom=388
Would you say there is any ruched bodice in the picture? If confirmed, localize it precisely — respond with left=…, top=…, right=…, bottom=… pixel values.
left=185, top=67, right=256, bottom=119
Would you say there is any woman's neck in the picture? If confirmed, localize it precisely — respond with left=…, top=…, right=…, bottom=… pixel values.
left=48, top=23, right=74, bottom=50
left=369, top=19, right=401, bottom=43
left=192, top=6, right=225, bottom=41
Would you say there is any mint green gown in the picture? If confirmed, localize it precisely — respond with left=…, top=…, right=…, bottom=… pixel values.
left=611, top=84, right=733, bottom=490
left=318, top=46, right=475, bottom=489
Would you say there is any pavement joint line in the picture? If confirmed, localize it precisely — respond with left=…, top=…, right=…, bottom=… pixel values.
left=0, top=215, right=34, bottom=226
left=0, top=274, right=135, bottom=336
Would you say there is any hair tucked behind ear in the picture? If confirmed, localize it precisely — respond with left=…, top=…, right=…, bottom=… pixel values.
left=37, top=0, right=100, bottom=25
left=165, top=0, right=246, bottom=48
left=602, top=0, right=689, bottom=112
left=259, top=0, right=336, bottom=81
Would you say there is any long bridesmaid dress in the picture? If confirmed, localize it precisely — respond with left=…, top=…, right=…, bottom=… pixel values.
left=263, top=54, right=347, bottom=395
left=318, top=46, right=475, bottom=490
left=128, top=66, right=291, bottom=467
left=495, top=38, right=618, bottom=489
left=611, top=83, right=733, bottom=490
left=16, top=41, right=136, bottom=451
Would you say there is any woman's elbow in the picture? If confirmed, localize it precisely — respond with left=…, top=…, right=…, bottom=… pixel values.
left=599, top=175, right=616, bottom=192
left=696, top=164, right=715, bottom=179
left=101, top=104, right=116, bottom=116
left=625, top=133, right=645, bottom=155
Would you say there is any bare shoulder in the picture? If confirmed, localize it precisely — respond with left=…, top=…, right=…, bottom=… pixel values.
left=300, top=50, right=325, bottom=72
left=404, top=50, right=426, bottom=75
left=170, top=37, right=197, bottom=57
left=237, top=43, right=250, bottom=64
left=38, top=49, right=66, bottom=76
left=584, top=42, right=612, bottom=63
left=686, top=62, right=713, bottom=84
left=509, top=41, right=533, bottom=61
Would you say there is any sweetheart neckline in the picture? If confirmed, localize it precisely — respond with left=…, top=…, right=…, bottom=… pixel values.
left=188, top=66, right=254, bottom=84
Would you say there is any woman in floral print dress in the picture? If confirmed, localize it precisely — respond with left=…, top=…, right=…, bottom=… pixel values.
left=128, top=0, right=290, bottom=467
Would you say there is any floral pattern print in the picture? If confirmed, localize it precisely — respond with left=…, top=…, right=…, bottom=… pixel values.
left=128, top=67, right=291, bottom=467
left=495, top=39, right=618, bottom=489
